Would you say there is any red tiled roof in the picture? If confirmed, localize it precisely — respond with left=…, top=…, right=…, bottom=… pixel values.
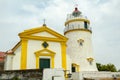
left=0, top=52, right=6, bottom=58
left=0, top=50, right=14, bottom=62
left=0, top=52, right=6, bottom=62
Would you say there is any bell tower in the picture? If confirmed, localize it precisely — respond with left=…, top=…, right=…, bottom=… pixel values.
left=64, top=7, right=98, bottom=72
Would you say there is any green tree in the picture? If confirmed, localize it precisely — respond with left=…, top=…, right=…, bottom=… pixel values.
left=12, top=76, right=20, bottom=80
left=118, top=69, right=120, bottom=72
left=96, top=63, right=117, bottom=72
left=96, top=63, right=102, bottom=71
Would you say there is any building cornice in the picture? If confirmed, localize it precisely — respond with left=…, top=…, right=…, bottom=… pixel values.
left=19, top=26, right=67, bottom=41
left=20, top=36, right=67, bottom=42
left=65, top=18, right=90, bottom=26
left=64, top=29, right=92, bottom=35
left=12, top=41, right=21, bottom=52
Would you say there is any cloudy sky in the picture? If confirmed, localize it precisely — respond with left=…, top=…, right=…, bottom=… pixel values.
left=0, top=0, right=120, bottom=70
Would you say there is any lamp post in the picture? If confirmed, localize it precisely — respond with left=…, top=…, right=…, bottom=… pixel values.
left=63, top=70, right=72, bottom=80
left=67, top=73, right=72, bottom=78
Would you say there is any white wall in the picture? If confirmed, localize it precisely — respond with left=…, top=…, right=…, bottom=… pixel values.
left=27, top=40, right=42, bottom=69
left=4, top=55, right=13, bottom=70
left=27, top=40, right=62, bottom=69
left=4, top=46, right=21, bottom=70
left=43, top=68, right=65, bottom=80
left=66, top=54, right=72, bottom=72
left=65, top=31, right=97, bottom=71
left=48, top=41, right=62, bottom=68
left=12, top=46, right=21, bottom=70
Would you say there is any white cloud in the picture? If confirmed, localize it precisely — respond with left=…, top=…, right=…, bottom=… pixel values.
left=22, top=4, right=40, bottom=13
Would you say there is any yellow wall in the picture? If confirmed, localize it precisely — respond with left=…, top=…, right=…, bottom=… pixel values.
left=20, top=39, right=28, bottom=69
left=61, top=42, right=67, bottom=70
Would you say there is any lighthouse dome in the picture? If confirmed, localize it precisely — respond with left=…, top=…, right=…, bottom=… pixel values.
left=72, top=7, right=81, bottom=17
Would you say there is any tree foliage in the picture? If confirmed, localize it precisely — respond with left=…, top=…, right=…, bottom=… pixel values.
left=118, top=69, right=120, bottom=72
left=12, top=76, right=20, bottom=80
left=96, top=63, right=117, bottom=72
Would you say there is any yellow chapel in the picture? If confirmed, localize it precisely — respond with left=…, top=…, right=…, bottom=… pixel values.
left=4, top=24, right=68, bottom=70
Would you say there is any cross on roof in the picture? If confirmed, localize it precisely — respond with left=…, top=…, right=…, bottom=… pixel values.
left=43, top=19, right=46, bottom=26
left=43, top=19, right=46, bottom=24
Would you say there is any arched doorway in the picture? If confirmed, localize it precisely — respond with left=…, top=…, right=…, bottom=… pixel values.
left=72, top=63, right=80, bottom=72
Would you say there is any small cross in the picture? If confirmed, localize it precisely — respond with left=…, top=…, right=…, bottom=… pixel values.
left=43, top=19, right=46, bottom=24
left=43, top=19, right=46, bottom=26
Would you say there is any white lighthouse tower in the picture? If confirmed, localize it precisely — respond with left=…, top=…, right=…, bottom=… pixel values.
left=64, top=7, right=98, bottom=72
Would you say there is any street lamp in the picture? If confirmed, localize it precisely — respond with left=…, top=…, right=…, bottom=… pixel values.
left=67, top=73, right=72, bottom=78
left=63, top=70, right=72, bottom=78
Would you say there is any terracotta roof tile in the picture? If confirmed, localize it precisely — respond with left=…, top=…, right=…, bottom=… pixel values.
left=0, top=52, right=6, bottom=62
left=0, top=52, right=6, bottom=58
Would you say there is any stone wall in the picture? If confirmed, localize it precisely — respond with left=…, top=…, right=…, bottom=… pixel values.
left=0, top=68, right=65, bottom=80
left=0, top=69, right=43, bottom=80
left=72, top=71, right=120, bottom=80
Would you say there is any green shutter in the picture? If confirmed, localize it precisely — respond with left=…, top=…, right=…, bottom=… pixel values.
left=40, top=58, right=50, bottom=69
